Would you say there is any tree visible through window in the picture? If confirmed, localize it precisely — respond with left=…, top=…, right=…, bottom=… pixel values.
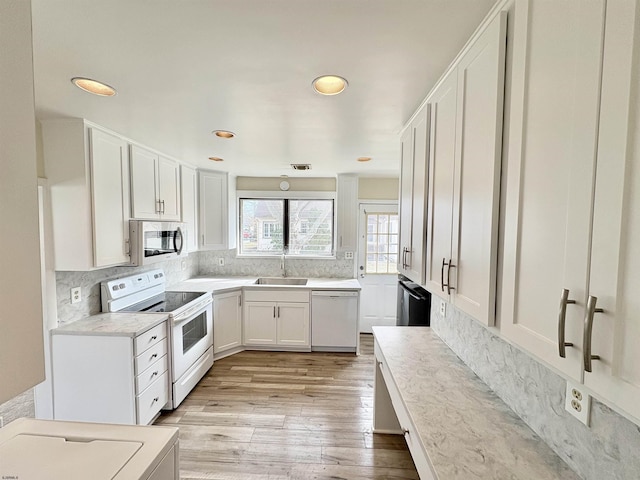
left=366, top=213, right=399, bottom=274
left=240, top=198, right=334, bottom=256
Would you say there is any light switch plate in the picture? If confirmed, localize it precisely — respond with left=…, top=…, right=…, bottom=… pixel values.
left=439, top=300, right=446, bottom=316
left=565, top=382, right=591, bottom=426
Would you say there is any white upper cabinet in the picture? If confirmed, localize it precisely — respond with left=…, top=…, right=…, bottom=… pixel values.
left=398, top=104, right=429, bottom=284
left=424, top=69, right=457, bottom=296
left=500, top=0, right=640, bottom=421
left=180, top=164, right=198, bottom=253
left=336, top=174, right=358, bottom=252
left=424, top=11, right=507, bottom=326
left=500, top=0, right=607, bottom=380
left=130, top=145, right=181, bottom=221
left=199, top=169, right=237, bottom=250
left=43, top=119, right=131, bottom=271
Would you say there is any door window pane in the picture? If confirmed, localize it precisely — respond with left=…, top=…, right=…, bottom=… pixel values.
left=364, top=213, right=399, bottom=274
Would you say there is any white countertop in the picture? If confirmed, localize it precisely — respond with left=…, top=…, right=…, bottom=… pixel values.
left=172, top=276, right=361, bottom=294
left=0, top=418, right=178, bottom=480
left=52, top=312, right=168, bottom=337
left=372, top=326, right=579, bottom=480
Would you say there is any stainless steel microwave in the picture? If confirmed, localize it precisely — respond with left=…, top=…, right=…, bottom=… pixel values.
left=129, top=220, right=187, bottom=266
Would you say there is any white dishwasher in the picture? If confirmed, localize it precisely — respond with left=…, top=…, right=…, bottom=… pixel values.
left=311, top=290, right=359, bottom=352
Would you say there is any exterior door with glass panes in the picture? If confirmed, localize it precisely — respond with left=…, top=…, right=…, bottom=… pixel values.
left=358, top=204, right=399, bottom=333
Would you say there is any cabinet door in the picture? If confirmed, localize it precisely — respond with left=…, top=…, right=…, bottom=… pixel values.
left=244, top=302, right=277, bottom=345
left=199, top=170, right=229, bottom=250
left=130, top=145, right=160, bottom=220
left=336, top=174, right=358, bottom=252
left=158, top=156, right=180, bottom=221
left=398, top=127, right=414, bottom=276
left=450, top=11, right=506, bottom=326
left=180, top=165, right=198, bottom=253
left=89, top=128, right=130, bottom=267
left=214, top=291, right=242, bottom=353
left=500, top=0, right=606, bottom=379
left=424, top=69, right=457, bottom=296
left=406, top=106, right=429, bottom=284
left=583, top=0, right=640, bottom=420
left=276, top=303, right=310, bottom=347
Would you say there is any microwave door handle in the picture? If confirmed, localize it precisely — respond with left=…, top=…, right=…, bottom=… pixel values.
left=175, top=226, right=184, bottom=255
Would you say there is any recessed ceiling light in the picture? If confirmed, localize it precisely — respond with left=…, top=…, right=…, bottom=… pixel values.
left=71, top=77, right=117, bottom=96
left=312, top=75, right=348, bottom=95
left=213, top=130, right=235, bottom=139
left=357, top=157, right=372, bottom=162
left=208, top=157, right=224, bottom=162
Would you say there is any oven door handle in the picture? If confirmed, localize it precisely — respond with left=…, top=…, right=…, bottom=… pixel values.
left=172, top=297, right=212, bottom=325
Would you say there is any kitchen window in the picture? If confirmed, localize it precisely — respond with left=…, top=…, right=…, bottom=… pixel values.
left=240, top=198, right=334, bottom=256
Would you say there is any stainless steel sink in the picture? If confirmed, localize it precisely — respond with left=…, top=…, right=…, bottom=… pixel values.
left=254, top=277, right=308, bottom=286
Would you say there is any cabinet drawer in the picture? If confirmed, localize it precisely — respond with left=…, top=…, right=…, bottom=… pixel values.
left=137, top=371, right=169, bottom=425
left=244, top=289, right=310, bottom=303
left=136, top=354, right=168, bottom=394
left=377, top=350, right=435, bottom=480
left=135, top=322, right=167, bottom=355
left=135, top=339, right=168, bottom=374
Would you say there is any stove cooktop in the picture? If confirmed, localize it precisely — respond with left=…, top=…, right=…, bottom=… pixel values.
left=119, top=291, right=205, bottom=313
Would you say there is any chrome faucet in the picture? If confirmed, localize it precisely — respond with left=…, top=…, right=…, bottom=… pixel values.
left=280, top=248, right=287, bottom=277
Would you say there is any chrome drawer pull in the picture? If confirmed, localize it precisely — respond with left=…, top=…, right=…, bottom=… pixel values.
left=583, top=295, right=603, bottom=372
left=151, top=353, right=158, bottom=359
left=151, top=335, right=157, bottom=341
left=446, top=259, right=456, bottom=295
left=557, top=288, right=576, bottom=358
left=152, top=371, right=158, bottom=377
left=153, top=397, right=159, bottom=403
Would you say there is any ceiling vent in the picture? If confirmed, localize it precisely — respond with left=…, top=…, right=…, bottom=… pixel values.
left=291, top=164, right=312, bottom=171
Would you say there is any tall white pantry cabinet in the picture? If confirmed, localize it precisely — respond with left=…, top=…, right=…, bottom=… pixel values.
left=500, top=0, right=640, bottom=422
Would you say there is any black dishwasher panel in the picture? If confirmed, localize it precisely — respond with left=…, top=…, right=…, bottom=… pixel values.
left=397, top=276, right=431, bottom=326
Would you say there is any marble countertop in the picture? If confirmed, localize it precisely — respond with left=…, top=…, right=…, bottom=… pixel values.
left=172, top=276, right=361, bottom=294
left=52, top=312, right=168, bottom=337
left=372, top=326, right=579, bottom=480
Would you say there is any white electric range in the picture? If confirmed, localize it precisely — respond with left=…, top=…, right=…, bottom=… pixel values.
left=101, top=269, right=213, bottom=408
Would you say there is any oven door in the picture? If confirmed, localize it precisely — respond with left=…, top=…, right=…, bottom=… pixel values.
left=130, top=220, right=187, bottom=266
left=171, top=301, right=213, bottom=381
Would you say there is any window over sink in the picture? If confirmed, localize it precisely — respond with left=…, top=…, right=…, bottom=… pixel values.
left=239, top=198, right=334, bottom=257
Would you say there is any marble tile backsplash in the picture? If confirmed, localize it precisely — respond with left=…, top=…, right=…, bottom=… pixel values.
left=0, top=389, right=34, bottom=425
left=199, top=249, right=355, bottom=278
left=430, top=302, right=640, bottom=480
left=55, top=253, right=199, bottom=325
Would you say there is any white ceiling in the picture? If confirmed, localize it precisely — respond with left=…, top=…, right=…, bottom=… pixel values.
left=31, top=0, right=496, bottom=178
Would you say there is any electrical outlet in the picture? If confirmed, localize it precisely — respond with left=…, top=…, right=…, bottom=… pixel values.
left=439, top=300, right=446, bottom=316
left=565, top=382, right=591, bottom=426
left=217, top=258, right=225, bottom=266
left=70, top=287, right=81, bottom=304
left=344, top=251, right=354, bottom=260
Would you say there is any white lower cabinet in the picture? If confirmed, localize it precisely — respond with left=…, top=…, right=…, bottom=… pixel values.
left=213, top=290, right=243, bottom=357
left=243, top=289, right=310, bottom=349
left=52, top=322, right=169, bottom=425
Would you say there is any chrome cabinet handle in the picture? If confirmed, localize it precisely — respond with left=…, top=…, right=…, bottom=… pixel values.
left=445, top=259, right=456, bottom=295
left=151, top=335, right=157, bottom=341
left=441, top=258, right=446, bottom=292
left=153, top=397, right=159, bottom=403
left=557, top=289, right=576, bottom=358
left=402, top=427, right=410, bottom=435
left=156, top=200, right=161, bottom=213
left=273, top=306, right=276, bottom=318
left=152, top=371, right=158, bottom=377
left=277, top=306, right=280, bottom=317
left=583, top=295, right=603, bottom=372
left=151, top=353, right=158, bottom=359
left=160, top=200, right=165, bottom=214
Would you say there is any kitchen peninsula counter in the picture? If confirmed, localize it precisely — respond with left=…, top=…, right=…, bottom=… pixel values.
left=372, top=326, right=578, bottom=480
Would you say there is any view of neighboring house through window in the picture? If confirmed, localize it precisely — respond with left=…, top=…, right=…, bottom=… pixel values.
left=240, top=198, right=334, bottom=256
left=366, top=213, right=399, bottom=274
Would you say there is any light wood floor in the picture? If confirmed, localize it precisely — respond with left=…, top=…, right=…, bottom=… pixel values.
left=156, top=334, right=419, bottom=480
